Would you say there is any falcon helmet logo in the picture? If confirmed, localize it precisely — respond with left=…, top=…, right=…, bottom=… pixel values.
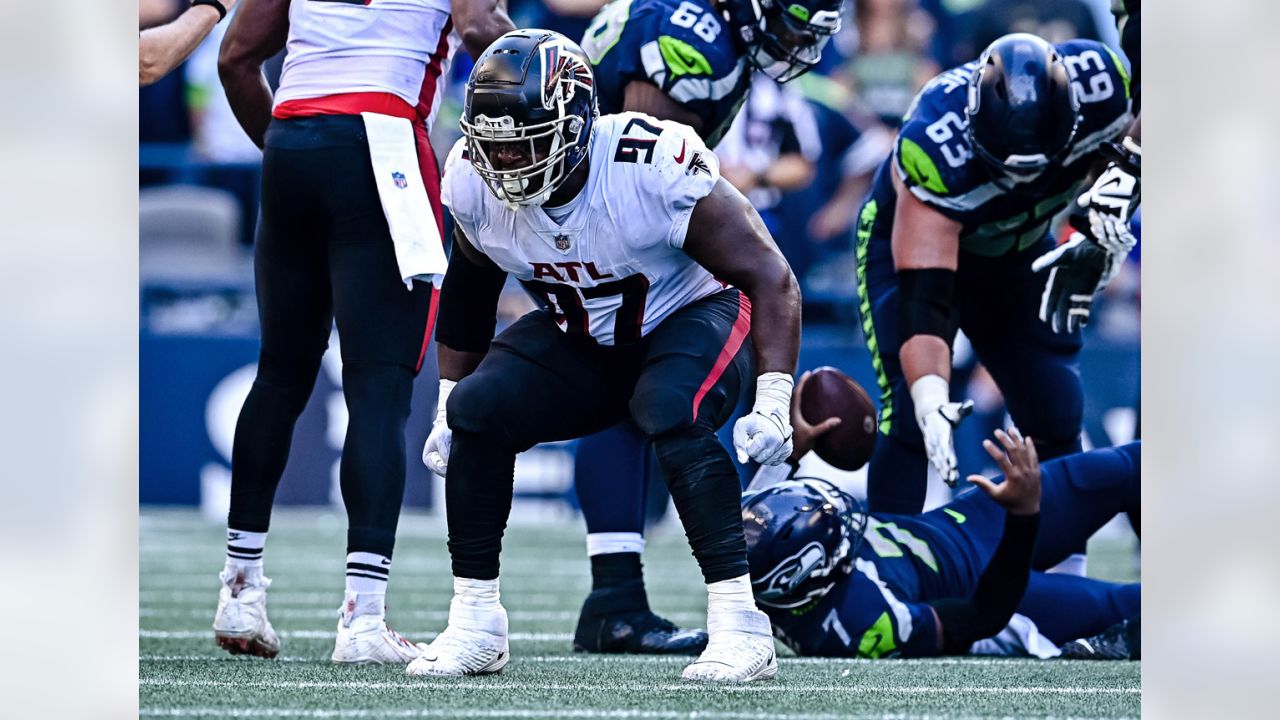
left=391, top=171, right=408, bottom=189
left=554, top=233, right=571, bottom=251
left=540, top=39, right=594, bottom=111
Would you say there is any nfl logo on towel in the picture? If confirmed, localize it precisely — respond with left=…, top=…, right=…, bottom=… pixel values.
left=555, top=233, right=571, bottom=251
left=392, top=171, right=408, bottom=189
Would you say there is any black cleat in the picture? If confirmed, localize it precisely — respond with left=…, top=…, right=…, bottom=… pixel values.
left=573, top=579, right=708, bottom=655
left=1058, top=616, right=1140, bottom=660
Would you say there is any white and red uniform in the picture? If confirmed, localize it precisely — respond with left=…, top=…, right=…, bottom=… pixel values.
left=442, top=112, right=726, bottom=346
left=273, top=0, right=458, bottom=129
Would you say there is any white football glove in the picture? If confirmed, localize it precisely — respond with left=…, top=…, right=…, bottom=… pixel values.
left=733, top=373, right=794, bottom=466
left=422, top=378, right=456, bottom=477
left=1076, top=142, right=1140, bottom=284
left=911, top=375, right=974, bottom=487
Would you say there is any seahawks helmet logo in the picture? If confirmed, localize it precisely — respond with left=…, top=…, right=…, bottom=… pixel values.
left=540, top=40, right=594, bottom=111
left=753, top=541, right=832, bottom=608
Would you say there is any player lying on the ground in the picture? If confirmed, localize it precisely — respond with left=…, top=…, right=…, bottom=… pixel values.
left=410, top=30, right=801, bottom=682
left=742, top=377, right=1140, bottom=659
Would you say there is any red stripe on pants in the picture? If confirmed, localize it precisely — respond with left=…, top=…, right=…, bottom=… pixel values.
left=413, top=121, right=445, bottom=374
left=691, top=292, right=753, bottom=420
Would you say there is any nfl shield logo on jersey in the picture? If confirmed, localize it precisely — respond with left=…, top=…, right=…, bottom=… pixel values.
left=554, top=233, right=572, bottom=251
left=392, top=171, right=408, bottom=189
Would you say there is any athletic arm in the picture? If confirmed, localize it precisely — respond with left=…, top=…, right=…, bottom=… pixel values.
left=890, top=166, right=962, bottom=387
left=927, top=430, right=1042, bottom=655
left=139, top=1, right=234, bottom=86
left=218, top=0, right=289, bottom=149
left=683, top=179, right=801, bottom=375
left=622, top=81, right=704, bottom=135
left=435, top=229, right=508, bottom=381
left=452, top=0, right=517, bottom=60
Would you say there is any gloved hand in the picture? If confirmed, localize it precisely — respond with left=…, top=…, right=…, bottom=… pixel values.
left=1031, top=232, right=1109, bottom=334
left=1071, top=157, right=1139, bottom=285
left=733, top=372, right=794, bottom=466
left=911, top=375, right=973, bottom=487
left=422, top=379, right=456, bottom=477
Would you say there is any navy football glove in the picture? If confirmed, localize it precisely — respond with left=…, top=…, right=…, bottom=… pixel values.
left=1031, top=232, right=1109, bottom=334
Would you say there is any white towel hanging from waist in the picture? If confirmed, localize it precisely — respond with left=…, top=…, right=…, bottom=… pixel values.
left=361, top=112, right=448, bottom=289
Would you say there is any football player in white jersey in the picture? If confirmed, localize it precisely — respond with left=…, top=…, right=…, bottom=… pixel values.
left=408, top=30, right=801, bottom=682
left=211, top=0, right=513, bottom=665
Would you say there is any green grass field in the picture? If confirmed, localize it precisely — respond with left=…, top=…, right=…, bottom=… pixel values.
left=140, top=508, right=1140, bottom=719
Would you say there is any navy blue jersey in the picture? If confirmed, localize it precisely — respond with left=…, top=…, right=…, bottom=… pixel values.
left=765, top=443, right=1142, bottom=658
left=766, top=508, right=987, bottom=658
left=863, top=40, right=1134, bottom=256
left=581, top=0, right=752, bottom=147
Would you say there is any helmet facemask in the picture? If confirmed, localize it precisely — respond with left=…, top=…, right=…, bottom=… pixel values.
left=460, top=32, right=598, bottom=208
left=462, top=111, right=588, bottom=208
left=750, top=3, right=841, bottom=82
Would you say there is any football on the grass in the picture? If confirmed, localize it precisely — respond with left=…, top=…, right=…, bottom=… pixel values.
left=798, top=367, right=878, bottom=471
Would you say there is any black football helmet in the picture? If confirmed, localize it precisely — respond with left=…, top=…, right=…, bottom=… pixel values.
left=461, top=30, right=598, bottom=207
left=966, top=33, right=1081, bottom=184
left=720, top=0, right=843, bottom=82
left=741, top=478, right=866, bottom=609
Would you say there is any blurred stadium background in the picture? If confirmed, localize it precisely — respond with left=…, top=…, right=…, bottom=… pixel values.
left=139, top=0, right=1139, bottom=525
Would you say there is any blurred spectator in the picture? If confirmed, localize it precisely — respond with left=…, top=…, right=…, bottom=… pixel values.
left=718, top=75, right=821, bottom=277
left=962, top=0, right=1102, bottom=61
left=843, top=0, right=939, bottom=128
left=185, top=11, right=261, bottom=162
left=806, top=121, right=894, bottom=242
left=516, top=0, right=610, bottom=45
left=140, top=0, right=236, bottom=87
left=140, top=0, right=194, bottom=143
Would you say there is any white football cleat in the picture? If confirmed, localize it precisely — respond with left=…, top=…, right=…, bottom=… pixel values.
left=406, top=601, right=509, bottom=677
left=331, top=611, right=427, bottom=665
left=213, top=569, right=281, bottom=659
left=681, top=607, right=778, bottom=683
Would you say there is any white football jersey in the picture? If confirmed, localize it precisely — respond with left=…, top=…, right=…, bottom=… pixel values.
left=442, top=112, right=726, bottom=346
left=275, top=0, right=457, bottom=127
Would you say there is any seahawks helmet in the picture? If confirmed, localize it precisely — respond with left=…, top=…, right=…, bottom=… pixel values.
left=741, top=478, right=866, bottom=609
left=721, top=0, right=843, bottom=82
left=965, top=33, right=1081, bottom=184
left=461, top=30, right=598, bottom=207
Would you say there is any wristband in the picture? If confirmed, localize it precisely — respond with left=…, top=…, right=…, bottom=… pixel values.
left=753, top=372, right=793, bottom=417
left=435, top=378, right=457, bottom=424
left=909, top=374, right=949, bottom=424
left=192, top=0, right=228, bottom=22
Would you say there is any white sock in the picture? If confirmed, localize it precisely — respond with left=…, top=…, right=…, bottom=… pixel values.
left=1047, top=553, right=1088, bottom=577
left=223, top=528, right=267, bottom=583
left=454, top=576, right=500, bottom=608
left=450, top=577, right=504, bottom=634
left=585, top=532, right=646, bottom=556
left=341, top=591, right=386, bottom=623
left=346, top=551, right=392, bottom=595
left=707, top=574, right=757, bottom=613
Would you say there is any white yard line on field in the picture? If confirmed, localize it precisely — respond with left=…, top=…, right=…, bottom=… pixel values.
left=137, top=708, right=1016, bottom=720
left=139, top=654, right=1075, bottom=668
left=139, top=677, right=1139, bottom=695
left=140, top=630, right=575, bottom=641
left=139, top=607, right=703, bottom=623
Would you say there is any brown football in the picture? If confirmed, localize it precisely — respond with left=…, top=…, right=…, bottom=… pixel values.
left=798, top=367, right=878, bottom=471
